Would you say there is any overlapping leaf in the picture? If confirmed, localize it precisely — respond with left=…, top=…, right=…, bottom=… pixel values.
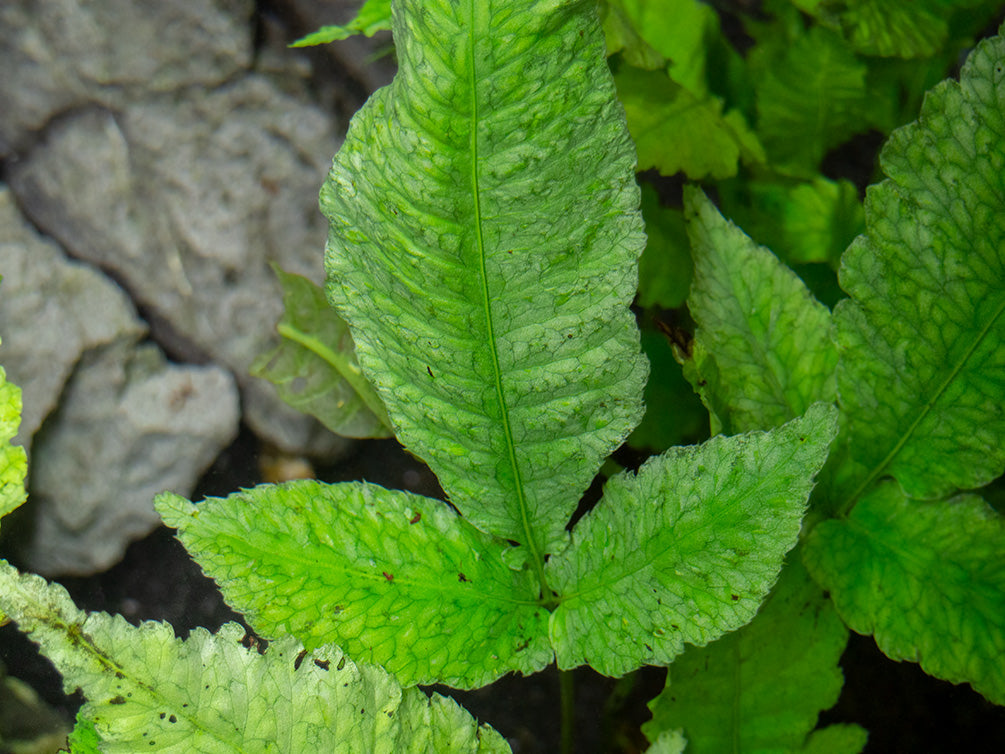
left=804, top=481, right=1005, bottom=705
left=831, top=27, right=1005, bottom=506
left=0, top=560, right=510, bottom=753
left=643, top=557, right=856, bottom=753
left=547, top=404, right=837, bottom=676
left=321, top=0, right=648, bottom=562
left=681, top=189, right=837, bottom=436
left=157, top=481, right=552, bottom=689
left=251, top=267, right=391, bottom=438
left=291, top=0, right=391, bottom=46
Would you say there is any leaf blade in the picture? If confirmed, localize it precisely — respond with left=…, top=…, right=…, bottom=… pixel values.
left=321, top=0, right=647, bottom=556
left=804, top=482, right=1005, bottom=705
left=157, top=481, right=553, bottom=689
left=832, top=27, right=1005, bottom=504
left=0, top=560, right=511, bottom=753
left=547, top=403, right=838, bottom=676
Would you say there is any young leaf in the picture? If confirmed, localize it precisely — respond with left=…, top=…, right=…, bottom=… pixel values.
left=290, top=0, right=391, bottom=47
left=251, top=266, right=392, bottom=438
left=831, top=27, right=1005, bottom=506
left=156, top=481, right=552, bottom=689
left=681, top=188, right=837, bottom=436
left=0, top=560, right=511, bottom=753
left=0, top=358, right=27, bottom=525
left=803, top=481, right=1005, bottom=705
left=799, top=724, right=869, bottom=754
left=547, top=403, right=838, bottom=676
left=320, top=0, right=648, bottom=561
left=643, top=557, right=852, bottom=753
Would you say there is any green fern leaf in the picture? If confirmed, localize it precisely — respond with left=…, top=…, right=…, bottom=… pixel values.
left=156, top=482, right=552, bottom=689
left=804, top=481, right=1005, bottom=705
left=0, top=354, right=27, bottom=527
left=547, top=403, right=837, bottom=676
left=0, top=560, right=510, bottom=753
left=320, top=0, right=648, bottom=561
left=832, top=26, right=1005, bottom=506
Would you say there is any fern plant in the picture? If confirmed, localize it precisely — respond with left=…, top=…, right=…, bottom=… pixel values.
left=0, top=0, right=1003, bottom=752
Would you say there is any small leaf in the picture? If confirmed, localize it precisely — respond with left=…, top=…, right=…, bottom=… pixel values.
left=643, top=557, right=849, bottom=753
left=547, top=403, right=838, bottom=676
left=0, top=560, right=510, bottom=753
left=321, top=0, right=647, bottom=559
left=636, top=186, right=692, bottom=310
left=157, top=481, right=552, bottom=689
left=0, top=357, right=27, bottom=527
left=290, top=0, right=391, bottom=47
left=804, top=481, right=1005, bottom=705
left=682, top=188, right=837, bottom=435
left=251, top=266, right=392, bottom=438
left=799, top=723, right=869, bottom=754
left=831, top=27, right=1005, bottom=505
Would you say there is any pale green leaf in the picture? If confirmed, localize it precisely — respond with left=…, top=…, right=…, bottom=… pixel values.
left=0, top=358, right=27, bottom=526
left=643, top=729, right=687, bottom=754
left=0, top=560, right=510, bottom=753
left=799, top=723, right=869, bottom=754
left=681, top=188, right=837, bottom=435
left=547, top=403, right=838, bottom=676
left=251, top=267, right=392, bottom=438
left=643, top=557, right=849, bottom=753
left=804, top=481, right=1005, bottom=705
left=831, top=28, right=1005, bottom=505
left=290, top=0, right=391, bottom=47
left=750, top=24, right=871, bottom=174
left=156, top=481, right=552, bottom=689
left=614, top=67, right=763, bottom=180
left=321, top=0, right=647, bottom=558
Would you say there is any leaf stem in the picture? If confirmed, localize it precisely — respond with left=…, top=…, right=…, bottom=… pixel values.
left=559, top=668, right=575, bottom=754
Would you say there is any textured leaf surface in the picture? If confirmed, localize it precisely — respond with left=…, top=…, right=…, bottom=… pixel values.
left=804, top=481, right=1005, bottom=705
left=157, top=481, right=552, bottom=689
left=251, top=267, right=391, bottom=438
left=0, top=561, right=510, bottom=753
left=547, top=404, right=837, bottom=676
left=643, top=557, right=849, bottom=753
left=0, top=360, right=26, bottom=526
left=682, top=189, right=837, bottom=435
left=290, top=0, right=391, bottom=46
left=321, top=0, right=647, bottom=560
left=832, top=28, right=1005, bottom=505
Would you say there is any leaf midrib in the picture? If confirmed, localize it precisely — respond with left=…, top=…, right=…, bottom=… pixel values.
left=466, top=0, right=549, bottom=596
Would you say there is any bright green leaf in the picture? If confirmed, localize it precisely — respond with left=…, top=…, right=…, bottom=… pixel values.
left=600, top=1, right=665, bottom=68
left=0, top=560, right=510, bottom=753
left=290, top=0, right=391, bottom=47
left=321, top=0, right=647, bottom=560
left=0, top=357, right=27, bottom=527
left=681, top=188, right=837, bottom=435
left=643, top=557, right=849, bottom=753
left=614, top=67, right=763, bottom=180
left=751, top=24, right=871, bottom=174
left=157, top=481, right=552, bottom=689
left=251, top=266, right=392, bottom=438
left=804, top=481, right=1005, bottom=705
left=547, top=403, right=838, bottom=676
left=831, top=28, right=1005, bottom=506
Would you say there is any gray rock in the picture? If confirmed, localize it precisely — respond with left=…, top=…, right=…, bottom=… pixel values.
left=25, top=340, right=240, bottom=575
left=0, top=185, right=144, bottom=444
left=4, top=0, right=349, bottom=457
